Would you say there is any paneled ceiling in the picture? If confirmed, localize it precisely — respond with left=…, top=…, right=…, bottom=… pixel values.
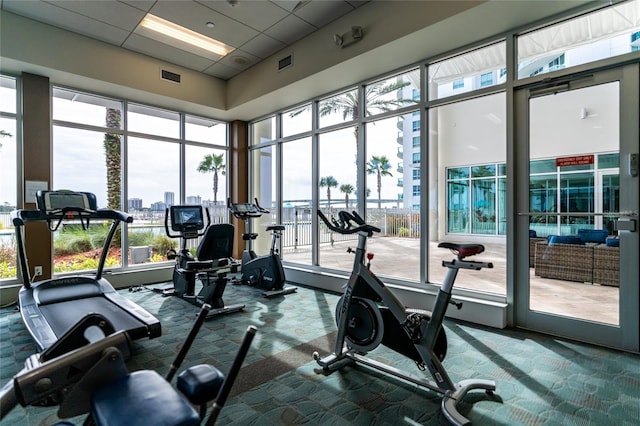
left=0, top=0, right=368, bottom=80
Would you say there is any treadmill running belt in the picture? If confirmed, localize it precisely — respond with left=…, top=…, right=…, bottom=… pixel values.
left=39, top=296, right=149, bottom=339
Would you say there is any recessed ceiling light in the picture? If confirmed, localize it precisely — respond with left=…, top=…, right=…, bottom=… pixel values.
left=139, top=14, right=233, bottom=56
left=206, top=22, right=215, bottom=28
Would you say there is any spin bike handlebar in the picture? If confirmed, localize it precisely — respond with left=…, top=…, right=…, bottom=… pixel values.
left=317, top=210, right=381, bottom=235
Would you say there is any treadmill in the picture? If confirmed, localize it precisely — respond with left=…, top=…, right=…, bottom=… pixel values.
left=12, top=190, right=161, bottom=352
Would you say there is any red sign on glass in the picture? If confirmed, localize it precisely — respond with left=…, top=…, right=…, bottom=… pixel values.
left=556, top=155, right=594, bottom=167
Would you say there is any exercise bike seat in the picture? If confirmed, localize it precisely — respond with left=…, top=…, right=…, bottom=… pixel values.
left=266, top=225, right=285, bottom=232
left=91, top=370, right=200, bottom=426
left=438, top=242, right=485, bottom=259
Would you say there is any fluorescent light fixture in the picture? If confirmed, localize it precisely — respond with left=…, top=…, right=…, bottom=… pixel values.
left=139, top=14, right=233, bottom=57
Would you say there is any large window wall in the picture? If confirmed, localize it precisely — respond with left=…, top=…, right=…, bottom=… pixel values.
left=248, top=0, right=640, bottom=300
left=52, top=87, right=228, bottom=273
left=0, top=75, right=18, bottom=282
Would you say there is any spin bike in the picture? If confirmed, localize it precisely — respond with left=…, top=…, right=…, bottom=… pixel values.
left=314, top=210, right=497, bottom=426
left=228, top=198, right=296, bottom=298
left=163, top=205, right=245, bottom=318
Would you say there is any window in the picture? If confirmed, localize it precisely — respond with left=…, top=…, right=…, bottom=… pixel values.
left=429, top=93, right=506, bottom=294
left=480, top=72, right=494, bottom=87
left=412, top=121, right=420, bottom=132
left=365, top=69, right=420, bottom=117
left=283, top=104, right=311, bottom=137
left=412, top=136, right=420, bottom=148
left=517, top=0, right=640, bottom=79
left=0, top=75, right=18, bottom=281
left=412, top=152, right=420, bottom=165
left=428, top=41, right=506, bottom=100
left=413, top=169, right=421, bottom=180
left=412, top=185, right=420, bottom=196
left=319, top=89, right=358, bottom=127
left=52, top=87, right=228, bottom=272
left=632, top=31, right=640, bottom=51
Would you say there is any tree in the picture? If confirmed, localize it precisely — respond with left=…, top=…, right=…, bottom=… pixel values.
left=197, top=153, right=226, bottom=204
left=366, top=155, right=393, bottom=209
left=290, top=80, right=415, bottom=208
left=104, top=109, right=121, bottom=210
left=339, top=183, right=354, bottom=209
left=320, top=176, right=338, bottom=210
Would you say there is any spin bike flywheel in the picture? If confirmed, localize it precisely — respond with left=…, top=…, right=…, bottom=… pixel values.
left=335, top=296, right=384, bottom=353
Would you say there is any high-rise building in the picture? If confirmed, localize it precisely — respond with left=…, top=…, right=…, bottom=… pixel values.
left=186, top=195, right=202, bottom=205
left=128, top=198, right=142, bottom=211
left=164, top=191, right=174, bottom=206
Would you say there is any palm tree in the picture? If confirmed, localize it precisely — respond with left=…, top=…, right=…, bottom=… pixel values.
left=366, top=155, right=393, bottom=209
left=320, top=176, right=338, bottom=210
left=104, top=109, right=121, bottom=210
left=340, top=183, right=354, bottom=209
left=290, top=80, right=415, bottom=207
left=197, top=153, right=226, bottom=204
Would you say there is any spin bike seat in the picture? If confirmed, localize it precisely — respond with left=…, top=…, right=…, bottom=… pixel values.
left=438, top=242, right=485, bottom=259
left=266, top=225, right=285, bottom=232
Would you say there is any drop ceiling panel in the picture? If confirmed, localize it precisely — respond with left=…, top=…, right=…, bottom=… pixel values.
left=264, top=14, right=316, bottom=44
left=239, top=33, right=287, bottom=59
left=2, top=0, right=132, bottom=45
left=123, top=33, right=217, bottom=72
left=40, top=0, right=145, bottom=30
left=149, top=0, right=259, bottom=48
left=1, top=0, right=370, bottom=80
left=197, top=0, right=290, bottom=32
left=294, top=0, right=355, bottom=28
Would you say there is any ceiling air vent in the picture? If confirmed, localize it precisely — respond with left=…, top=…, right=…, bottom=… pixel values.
left=278, top=54, right=293, bottom=72
left=161, top=69, right=181, bottom=84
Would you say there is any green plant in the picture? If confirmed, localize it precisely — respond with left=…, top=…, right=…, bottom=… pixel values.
left=0, top=261, right=17, bottom=279
left=53, top=255, right=119, bottom=273
left=149, top=253, right=165, bottom=263
left=398, top=227, right=410, bottom=237
left=152, top=235, right=176, bottom=257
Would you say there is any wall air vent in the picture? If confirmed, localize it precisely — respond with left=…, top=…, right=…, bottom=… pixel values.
left=278, top=54, right=293, bottom=72
left=161, top=69, right=181, bottom=84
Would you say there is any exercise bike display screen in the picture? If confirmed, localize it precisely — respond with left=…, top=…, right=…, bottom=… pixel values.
left=170, top=206, right=205, bottom=232
left=231, top=203, right=258, bottom=213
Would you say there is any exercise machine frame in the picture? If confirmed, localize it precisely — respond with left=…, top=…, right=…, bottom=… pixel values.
left=0, top=305, right=257, bottom=425
left=164, top=205, right=245, bottom=318
left=12, top=190, right=161, bottom=352
left=228, top=198, right=296, bottom=298
left=313, top=209, right=497, bottom=426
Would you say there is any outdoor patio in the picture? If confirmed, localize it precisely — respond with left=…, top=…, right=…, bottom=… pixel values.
left=283, top=236, right=620, bottom=326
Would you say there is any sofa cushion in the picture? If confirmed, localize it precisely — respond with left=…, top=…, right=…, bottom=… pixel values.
left=547, top=235, right=582, bottom=245
left=605, top=237, right=619, bottom=247
left=577, top=229, right=608, bottom=244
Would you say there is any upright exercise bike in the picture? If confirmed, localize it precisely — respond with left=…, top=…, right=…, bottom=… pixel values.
left=228, top=199, right=296, bottom=298
left=314, top=210, right=497, bottom=426
left=163, top=205, right=245, bottom=318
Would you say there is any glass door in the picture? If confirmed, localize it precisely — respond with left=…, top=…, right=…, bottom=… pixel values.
left=515, top=65, right=639, bottom=351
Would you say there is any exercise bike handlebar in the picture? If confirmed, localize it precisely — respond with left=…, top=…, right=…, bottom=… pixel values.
left=317, top=210, right=381, bottom=235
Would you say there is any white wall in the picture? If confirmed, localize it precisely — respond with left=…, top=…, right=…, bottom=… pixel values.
left=530, top=82, right=619, bottom=158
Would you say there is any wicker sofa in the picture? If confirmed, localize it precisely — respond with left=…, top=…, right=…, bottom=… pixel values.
left=533, top=231, right=619, bottom=287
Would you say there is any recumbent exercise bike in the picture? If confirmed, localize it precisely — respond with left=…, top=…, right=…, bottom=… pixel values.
left=163, top=205, right=245, bottom=318
left=0, top=305, right=256, bottom=425
left=313, top=209, right=498, bottom=426
left=228, top=198, right=296, bottom=298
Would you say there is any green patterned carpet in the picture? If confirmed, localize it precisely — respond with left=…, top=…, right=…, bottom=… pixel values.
left=1, top=280, right=638, bottom=425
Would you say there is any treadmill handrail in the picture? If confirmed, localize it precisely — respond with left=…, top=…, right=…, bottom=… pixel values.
left=12, top=208, right=132, bottom=289
left=11, top=208, right=133, bottom=226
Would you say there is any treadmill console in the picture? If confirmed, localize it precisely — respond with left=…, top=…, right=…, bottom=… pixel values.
left=36, top=190, right=97, bottom=214
left=170, top=205, right=206, bottom=233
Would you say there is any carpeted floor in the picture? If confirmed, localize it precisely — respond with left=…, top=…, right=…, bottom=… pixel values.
left=1, top=280, right=638, bottom=425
